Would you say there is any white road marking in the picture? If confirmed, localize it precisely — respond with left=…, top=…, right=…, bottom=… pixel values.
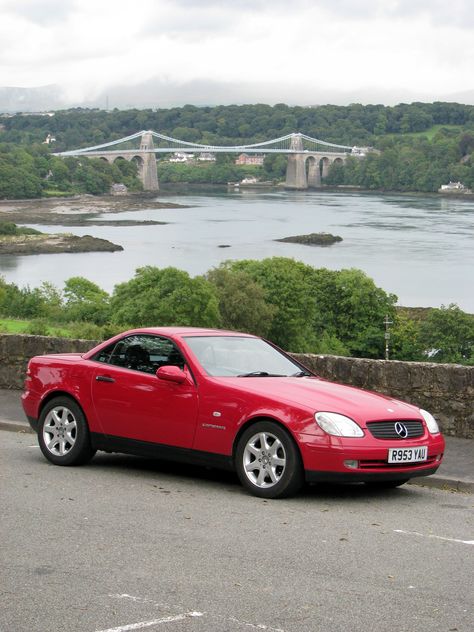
left=106, top=594, right=285, bottom=631
left=228, top=617, right=286, bottom=632
left=95, top=612, right=204, bottom=632
left=109, top=594, right=156, bottom=605
left=394, top=529, right=474, bottom=546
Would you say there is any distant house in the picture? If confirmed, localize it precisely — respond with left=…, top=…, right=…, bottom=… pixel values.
left=110, top=183, right=128, bottom=195
left=43, top=133, right=56, bottom=144
left=169, top=152, right=194, bottom=162
left=197, top=152, right=216, bottom=161
left=439, top=181, right=472, bottom=194
left=235, top=153, right=265, bottom=165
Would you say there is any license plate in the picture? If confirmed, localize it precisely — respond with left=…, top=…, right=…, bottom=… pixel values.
left=388, top=446, right=428, bottom=463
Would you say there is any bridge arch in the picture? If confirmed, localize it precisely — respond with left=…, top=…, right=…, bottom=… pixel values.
left=306, top=156, right=321, bottom=188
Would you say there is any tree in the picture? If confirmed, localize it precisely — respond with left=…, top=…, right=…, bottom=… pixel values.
left=309, top=268, right=397, bottom=358
left=225, top=258, right=320, bottom=352
left=206, top=266, right=276, bottom=337
left=419, top=304, right=474, bottom=364
left=63, top=277, right=111, bottom=325
left=390, top=312, right=424, bottom=361
left=110, top=266, right=221, bottom=328
left=0, top=277, right=48, bottom=318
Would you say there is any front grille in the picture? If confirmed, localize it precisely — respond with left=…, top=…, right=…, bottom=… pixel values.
left=366, top=420, right=424, bottom=440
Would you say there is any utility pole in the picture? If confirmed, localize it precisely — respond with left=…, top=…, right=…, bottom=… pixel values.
left=383, top=314, right=393, bottom=360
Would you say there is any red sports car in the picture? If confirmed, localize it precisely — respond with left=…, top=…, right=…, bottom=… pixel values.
left=22, top=327, right=445, bottom=498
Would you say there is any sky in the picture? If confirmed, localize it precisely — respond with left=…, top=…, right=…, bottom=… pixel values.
left=1, top=0, right=474, bottom=106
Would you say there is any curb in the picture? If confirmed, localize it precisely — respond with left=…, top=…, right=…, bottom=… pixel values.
left=0, top=420, right=34, bottom=434
left=409, top=476, right=474, bottom=494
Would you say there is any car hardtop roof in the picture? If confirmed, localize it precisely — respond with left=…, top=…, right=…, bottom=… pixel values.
left=127, top=326, right=257, bottom=338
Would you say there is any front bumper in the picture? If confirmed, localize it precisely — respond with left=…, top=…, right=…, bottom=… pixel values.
left=305, top=465, right=440, bottom=483
left=298, top=431, right=445, bottom=483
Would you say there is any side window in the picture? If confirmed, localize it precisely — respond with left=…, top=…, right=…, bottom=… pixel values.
left=91, top=335, right=185, bottom=374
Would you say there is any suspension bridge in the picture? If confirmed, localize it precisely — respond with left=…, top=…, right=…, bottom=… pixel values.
left=55, top=130, right=367, bottom=191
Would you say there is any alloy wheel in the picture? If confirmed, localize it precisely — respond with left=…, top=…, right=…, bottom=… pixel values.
left=42, top=406, right=77, bottom=457
left=242, top=431, right=287, bottom=488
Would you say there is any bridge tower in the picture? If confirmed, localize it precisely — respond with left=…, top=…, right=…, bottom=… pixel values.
left=138, top=132, right=159, bottom=191
left=285, top=134, right=307, bottom=189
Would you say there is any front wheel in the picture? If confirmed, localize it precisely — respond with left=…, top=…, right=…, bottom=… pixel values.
left=235, top=421, right=304, bottom=499
left=38, top=396, right=96, bottom=466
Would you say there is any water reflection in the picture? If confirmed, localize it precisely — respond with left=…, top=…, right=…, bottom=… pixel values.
left=0, top=255, right=19, bottom=271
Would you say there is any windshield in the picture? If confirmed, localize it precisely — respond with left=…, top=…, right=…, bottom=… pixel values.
left=184, top=335, right=310, bottom=377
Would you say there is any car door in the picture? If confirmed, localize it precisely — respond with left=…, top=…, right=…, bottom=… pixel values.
left=89, top=334, right=198, bottom=448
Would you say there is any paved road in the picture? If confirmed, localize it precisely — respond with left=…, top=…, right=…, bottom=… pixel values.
left=1, top=430, right=473, bottom=632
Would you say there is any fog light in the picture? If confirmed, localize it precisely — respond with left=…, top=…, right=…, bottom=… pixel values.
left=436, top=454, right=442, bottom=462
left=344, top=459, right=359, bottom=469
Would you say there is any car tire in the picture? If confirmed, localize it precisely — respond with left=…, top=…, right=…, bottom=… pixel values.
left=365, top=479, right=410, bottom=489
left=235, top=421, right=304, bottom=499
left=38, top=396, right=96, bottom=466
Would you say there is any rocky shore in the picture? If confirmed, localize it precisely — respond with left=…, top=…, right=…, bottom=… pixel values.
left=0, top=234, right=123, bottom=255
left=276, top=232, right=343, bottom=246
left=0, top=194, right=185, bottom=227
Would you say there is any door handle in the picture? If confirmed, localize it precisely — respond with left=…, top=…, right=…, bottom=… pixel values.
left=96, top=375, right=115, bottom=383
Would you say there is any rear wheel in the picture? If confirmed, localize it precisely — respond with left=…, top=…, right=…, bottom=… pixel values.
left=235, top=421, right=303, bottom=499
left=38, top=396, right=96, bottom=466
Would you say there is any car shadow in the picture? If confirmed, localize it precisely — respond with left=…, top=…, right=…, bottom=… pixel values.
left=88, top=452, right=419, bottom=501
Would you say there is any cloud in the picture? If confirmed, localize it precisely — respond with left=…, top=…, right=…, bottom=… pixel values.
left=2, top=0, right=75, bottom=25
left=0, top=0, right=473, bottom=105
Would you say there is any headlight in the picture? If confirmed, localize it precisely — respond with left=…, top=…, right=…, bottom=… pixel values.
left=315, top=412, right=364, bottom=437
left=420, top=409, right=440, bottom=434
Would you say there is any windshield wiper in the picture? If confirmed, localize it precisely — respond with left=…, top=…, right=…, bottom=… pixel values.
left=291, top=370, right=313, bottom=377
left=237, top=371, right=285, bottom=377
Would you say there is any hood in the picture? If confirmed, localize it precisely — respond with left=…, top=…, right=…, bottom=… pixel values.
left=225, top=376, right=421, bottom=424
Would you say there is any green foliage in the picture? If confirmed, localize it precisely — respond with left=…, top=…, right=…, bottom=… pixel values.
left=311, top=268, right=397, bottom=358
left=0, top=142, right=142, bottom=199
left=157, top=160, right=262, bottom=185
left=0, top=276, right=50, bottom=319
left=110, top=266, right=221, bottom=328
left=226, top=258, right=320, bottom=352
left=390, top=313, right=424, bottom=361
left=2, top=102, right=474, bottom=196
left=0, top=222, right=42, bottom=236
left=0, top=144, right=43, bottom=198
left=25, top=318, right=50, bottom=336
left=419, top=304, right=474, bottom=364
left=0, top=263, right=472, bottom=364
left=63, top=277, right=111, bottom=325
left=206, top=266, right=276, bottom=337
left=222, top=259, right=397, bottom=357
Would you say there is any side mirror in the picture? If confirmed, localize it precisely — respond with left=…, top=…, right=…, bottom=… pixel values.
left=156, top=365, right=187, bottom=384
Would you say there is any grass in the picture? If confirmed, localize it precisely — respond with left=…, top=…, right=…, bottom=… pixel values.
left=0, top=318, right=74, bottom=337
left=42, top=189, right=76, bottom=198
left=392, top=124, right=463, bottom=141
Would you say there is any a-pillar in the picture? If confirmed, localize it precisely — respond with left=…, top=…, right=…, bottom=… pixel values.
left=285, top=134, right=308, bottom=189
left=139, top=131, right=159, bottom=191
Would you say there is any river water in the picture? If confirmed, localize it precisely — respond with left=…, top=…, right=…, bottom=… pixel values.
left=0, top=189, right=472, bottom=311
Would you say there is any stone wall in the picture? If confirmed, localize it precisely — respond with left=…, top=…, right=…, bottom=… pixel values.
left=1, top=334, right=472, bottom=439
left=292, top=353, right=474, bottom=439
left=0, top=334, right=96, bottom=391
